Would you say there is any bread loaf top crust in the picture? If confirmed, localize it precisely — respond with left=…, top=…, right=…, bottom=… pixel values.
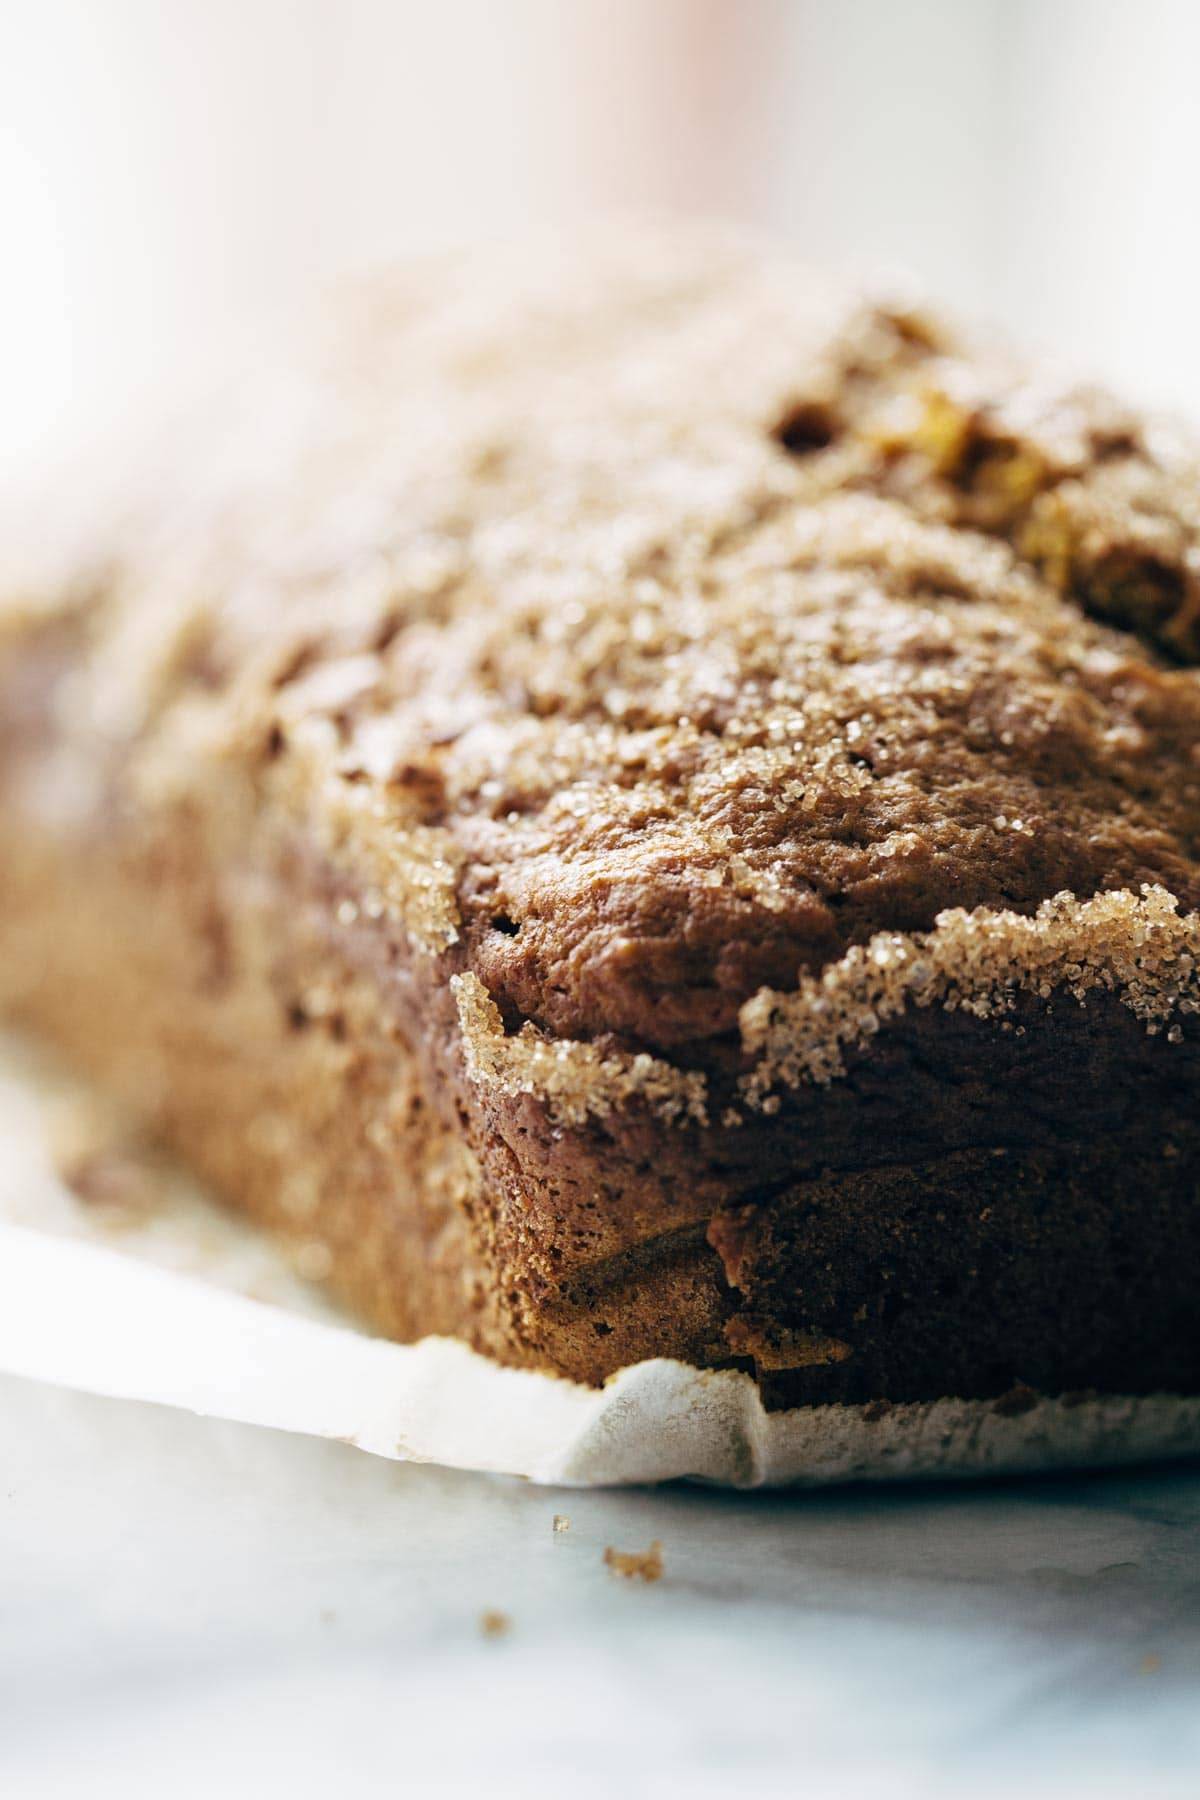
left=6, top=228, right=1200, bottom=1117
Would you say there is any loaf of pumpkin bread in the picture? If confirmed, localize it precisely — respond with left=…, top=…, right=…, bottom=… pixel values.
left=3, top=230, right=1200, bottom=1407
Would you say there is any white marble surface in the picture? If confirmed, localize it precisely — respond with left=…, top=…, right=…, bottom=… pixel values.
left=3, top=1372, right=1198, bottom=1799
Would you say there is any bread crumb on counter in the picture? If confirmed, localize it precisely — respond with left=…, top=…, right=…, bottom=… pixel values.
left=603, top=1541, right=664, bottom=1583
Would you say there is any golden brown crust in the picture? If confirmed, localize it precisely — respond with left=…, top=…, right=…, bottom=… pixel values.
left=4, top=227, right=1200, bottom=1402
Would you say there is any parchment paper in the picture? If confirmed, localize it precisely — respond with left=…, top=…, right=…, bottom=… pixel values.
left=2, top=1034, right=1197, bottom=1488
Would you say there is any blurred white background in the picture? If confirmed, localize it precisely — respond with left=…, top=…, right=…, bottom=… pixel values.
left=3, top=0, right=1200, bottom=485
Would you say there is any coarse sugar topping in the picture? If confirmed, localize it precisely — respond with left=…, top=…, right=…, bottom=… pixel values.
left=451, top=971, right=708, bottom=1128
left=739, top=884, right=1200, bottom=1102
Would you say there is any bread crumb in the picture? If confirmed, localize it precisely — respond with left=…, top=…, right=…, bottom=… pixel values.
left=603, top=1541, right=664, bottom=1583
left=50, top=1099, right=167, bottom=1225
left=57, top=1146, right=165, bottom=1217
left=479, top=1610, right=511, bottom=1638
left=992, top=1383, right=1039, bottom=1417
left=552, top=1513, right=571, bottom=1534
